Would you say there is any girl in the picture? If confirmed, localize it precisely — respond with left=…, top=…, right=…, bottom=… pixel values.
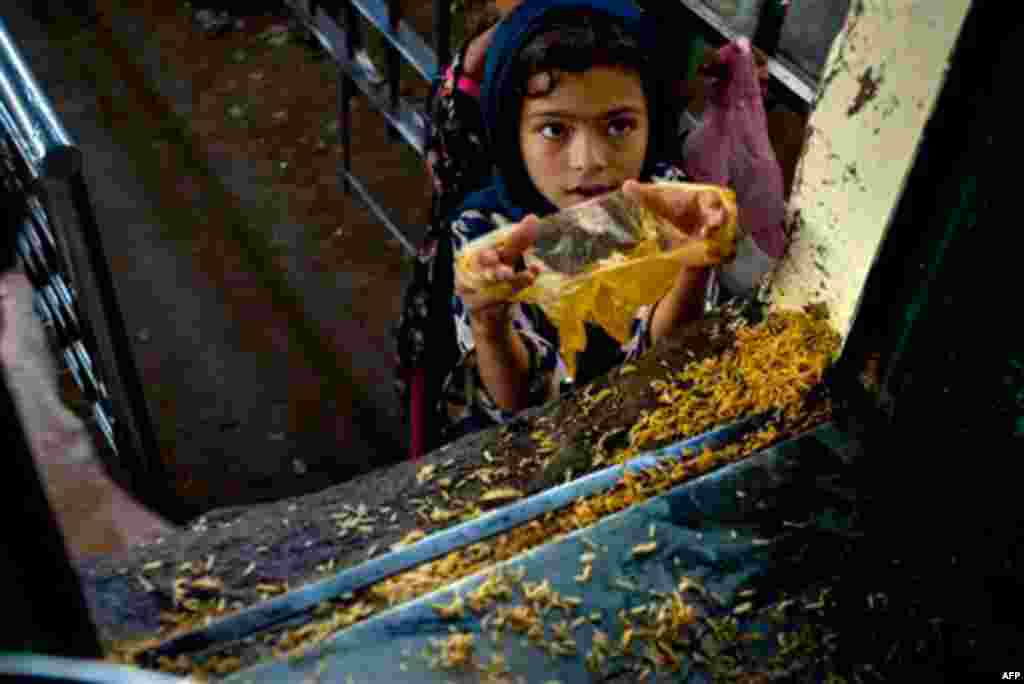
left=441, top=0, right=728, bottom=441
left=395, top=0, right=778, bottom=455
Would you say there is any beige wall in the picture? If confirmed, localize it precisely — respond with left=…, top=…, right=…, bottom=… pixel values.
left=769, top=0, right=973, bottom=347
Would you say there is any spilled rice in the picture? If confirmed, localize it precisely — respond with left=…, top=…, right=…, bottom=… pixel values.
left=108, top=309, right=839, bottom=678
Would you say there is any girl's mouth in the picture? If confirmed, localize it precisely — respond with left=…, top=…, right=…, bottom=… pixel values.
left=570, top=184, right=617, bottom=200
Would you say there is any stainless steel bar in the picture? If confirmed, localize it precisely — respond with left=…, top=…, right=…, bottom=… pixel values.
left=343, top=170, right=418, bottom=256
left=62, top=346, right=84, bottom=390
left=751, top=0, right=788, bottom=56
left=66, top=173, right=146, bottom=408
left=349, top=0, right=439, bottom=81
left=385, top=0, right=402, bottom=142
left=339, top=64, right=352, bottom=194
left=92, top=400, right=117, bottom=457
left=28, top=194, right=76, bottom=287
left=0, top=18, right=81, bottom=179
left=432, top=0, right=451, bottom=78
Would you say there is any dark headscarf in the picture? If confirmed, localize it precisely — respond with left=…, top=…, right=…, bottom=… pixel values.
left=454, top=0, right=680, bottom=223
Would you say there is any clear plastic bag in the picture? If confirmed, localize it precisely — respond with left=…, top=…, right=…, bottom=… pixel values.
left=455, top=182, right=738, bottom=377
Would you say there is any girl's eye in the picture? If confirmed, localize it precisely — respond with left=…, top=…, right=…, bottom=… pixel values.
left=539, top=123, right=567, bottom=140
left=608, top=118, right=637, bottom=138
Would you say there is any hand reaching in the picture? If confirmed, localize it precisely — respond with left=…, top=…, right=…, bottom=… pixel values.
left=622, top=180, right=736, bottom=261
left=455, top=215, right=542, bottom=333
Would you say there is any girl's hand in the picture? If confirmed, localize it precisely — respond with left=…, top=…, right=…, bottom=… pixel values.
left=622, top=180, right=729, bottom=246
left=621, top=185, right=727, bottom=341
left=455, top=215, right=542, bottom=335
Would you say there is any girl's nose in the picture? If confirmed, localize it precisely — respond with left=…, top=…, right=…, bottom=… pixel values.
left=568, top=130, right=609, bottom=172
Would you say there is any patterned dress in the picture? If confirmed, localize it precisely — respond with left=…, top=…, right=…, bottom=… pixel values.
left=392, top=25, right=498, bottom=451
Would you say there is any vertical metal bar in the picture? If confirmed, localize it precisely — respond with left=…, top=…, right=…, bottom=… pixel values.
left=338, top=67, right=353, bottom=194
left=339, top=0, right=358, bottom=194
left=752, top=0, right=788, bottom=56
left=432, top=0, right=451, bottom=77
left=344, top=0, right=364, bottom=54
left=0, top=18, right=80, bottom=180
left=0, top=372, right=102, bottom=658
left=41, top=172, right=175, bottom=520
left=385, top=0, right=402, bottom=142
left=68, top=172, right=163, bottom=478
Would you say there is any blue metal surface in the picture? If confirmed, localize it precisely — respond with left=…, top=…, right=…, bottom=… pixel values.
left=224, top=422, right=856, bottom=682
left=348, top=0, right=440, bottom=81
left=141, top=414, right=771, bottom=663
left=0, top=655, right=189, bottom=684
left=286, top=0, right=427, bottom=156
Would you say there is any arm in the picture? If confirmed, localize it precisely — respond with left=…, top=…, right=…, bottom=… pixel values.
left=622, top=178, right=733, bottom=347
left=469, top=311, right=534, bottom=413
left=1, top=272, right=173, bottom=558
left=650, top=266, right=711, bottom=345
left=453, top=214, right=542, bottom=414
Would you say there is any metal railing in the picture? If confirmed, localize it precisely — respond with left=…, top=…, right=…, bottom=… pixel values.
left=284, top=0, right=446, bottom=257
left=0, top=18, right=172, bottom=518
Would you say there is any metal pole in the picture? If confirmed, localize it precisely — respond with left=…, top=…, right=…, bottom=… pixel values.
left=338, top=68, right=352, bottom=194
left=2, top=16, right=178, bottom=520
left=432, top=0, right=451, bottom=78
left=385, top=0, right=402, bottom=142
left=65, top=172, right=172, bottom=516
left=0, top=18, right=79, bottom=180
left=339, top=1, right=357, bottom=194
left=752, top=0, right=788, bottom=57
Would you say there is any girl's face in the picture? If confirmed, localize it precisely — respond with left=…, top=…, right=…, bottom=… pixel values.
left=519, top=66, right=648, bottom=210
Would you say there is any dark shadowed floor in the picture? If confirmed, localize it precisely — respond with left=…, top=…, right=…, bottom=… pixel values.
left=2, top=0, right=437, bottom=525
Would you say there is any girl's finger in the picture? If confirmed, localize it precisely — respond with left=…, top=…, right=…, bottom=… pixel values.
left=477, top=249, right=499, bottom=268
left=507, top=270, right=536, bottom=292
left=623, top=180, right=689, bottom=225
left=497, top=214, right=540, bottom=261
left=494, top=264, right=516, bottom=281
left=453, top=276, right=476, bottom=297
left=698, top=192, right=725, bottom=227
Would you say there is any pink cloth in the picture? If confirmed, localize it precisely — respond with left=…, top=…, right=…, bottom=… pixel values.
left=446, top=65, right=482, bottom=99
left=684, top=38, right=787, bottom=294
left=1, top=271, right=173, bottom=558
